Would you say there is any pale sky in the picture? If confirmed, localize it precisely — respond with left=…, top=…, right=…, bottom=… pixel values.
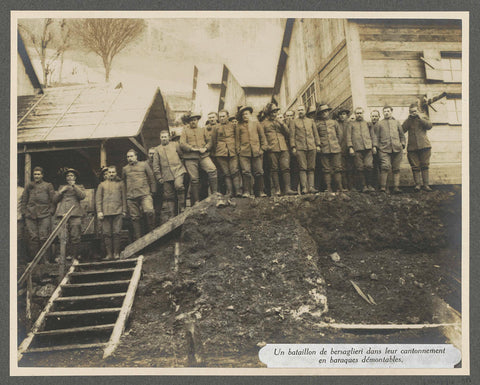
left=22, top=18, right=286, bottom=92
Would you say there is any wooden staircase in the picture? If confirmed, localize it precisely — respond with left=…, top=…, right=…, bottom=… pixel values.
left=18, top=256, right=143, bottom=361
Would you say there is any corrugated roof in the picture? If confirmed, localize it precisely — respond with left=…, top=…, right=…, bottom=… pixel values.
left=17, top=84, right=161, bottom=144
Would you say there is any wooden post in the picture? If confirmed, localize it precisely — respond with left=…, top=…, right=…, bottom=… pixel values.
left=344, top=20, right=368, bottom=110
left=26, top=274, right=33, bottom=329
left=174, top=242, right=180, bottom=272
left=24, top=153, right=31, bottom=185
left=100, top=141, right=107, bottom=168
left=59, top=227, right=67, bottom=283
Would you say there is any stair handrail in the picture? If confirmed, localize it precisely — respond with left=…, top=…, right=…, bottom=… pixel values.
left=18, top=205, right=75, bottom=287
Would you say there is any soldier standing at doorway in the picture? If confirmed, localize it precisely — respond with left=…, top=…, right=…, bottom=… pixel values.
left=21, top=166, right=55, bottom=262
left=54, top=168, right=86, bottom=260
left=96, top=166, right=126, bottom=260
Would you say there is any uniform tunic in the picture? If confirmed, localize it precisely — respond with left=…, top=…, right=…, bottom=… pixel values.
left=375, top=118, right=406, bottom=153
left=316, top=119, right=341, bottom=154
left=288, top=117, right=319, bottom=151
left=95, top=180, right=127, bottom=216
left=180, top=126, right=212, bottom=159
left=122, top=161, right=155, bottom=199
left=152, top=142, right=186, bottom=182
left=21, top=181, right=55, bottom=219
left=347, top=119, right=376, bottom=151
left=402, top=114, right=433, bottom=151
left=212, top=122, right=238, bottom=157
left=237, top=120, right=268, bottom=157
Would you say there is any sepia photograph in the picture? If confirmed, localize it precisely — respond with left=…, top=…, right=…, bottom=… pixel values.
left=11, top=11, right=468, bottom=375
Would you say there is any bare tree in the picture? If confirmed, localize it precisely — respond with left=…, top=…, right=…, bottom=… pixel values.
left=72, top=19, right=146, bottom=82
left=19, top=19, right=71, bottom=87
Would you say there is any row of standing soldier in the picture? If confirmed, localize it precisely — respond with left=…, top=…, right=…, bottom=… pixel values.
left=19, top=100, right=433, bottom=261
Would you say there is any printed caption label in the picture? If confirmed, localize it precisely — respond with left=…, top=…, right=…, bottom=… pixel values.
left=259, top=344, right=461, bottom=368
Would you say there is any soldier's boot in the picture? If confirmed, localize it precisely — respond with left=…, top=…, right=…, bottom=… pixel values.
left=190, top=182, right=200, bottom=206
left=177, top=190, right=186, bottom=214
left=333, top=172, right=344, bottom=192
left=146, top=212, right=156, bottom=233
left=224, top=176, right=233, bottom=197
left=255, top=175, right=267, bottom=197
left=348, top=170, right=356, bottom=191
left=165, top=201, right=176, bottom=220
left=71, top=243, right=81, bottom=261
left=341, top=172, right=349, bottom=191
left=379, top=171, right=388, bottom=193
left=299, top=171, right=308, bottom=194
left=392, top=172, right=402, bottom=194
left=323, top=173, right=333, bottom=193
left=233, top=174, right=242, bottom=197
left=28, top=240, right=39, bottom=262
left=307, top=171, right=319, bottom=193
left=412, top=170, right=422, bottom=192
left=208, top=172, right=218, bottom=194
left=366, top=169, right=376, bottom=192
left=113, top=235, right=121, bottom=260
left=242, top=175, right=252, bottom=198
left=271, top=172, right=281, bottom=196
left=103, top=235, right=113, bottom=260
left=132, top=219, right=142, bottom=241
left=283, top=172, right=297, bottom=195
left=421, top=169, right=432, bottom=191
left=359, top=172, right=368, bottom=193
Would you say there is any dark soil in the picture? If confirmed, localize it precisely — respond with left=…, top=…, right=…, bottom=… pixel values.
left=18, top=188, right=461, bottom=367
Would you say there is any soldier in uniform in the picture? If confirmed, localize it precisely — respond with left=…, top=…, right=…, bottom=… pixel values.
left=376, top=106, right=406, bottom=193
left=21, top=166, right=55, bottom=261
left=122, top=149, right=156, bottom=240
left=211, top=109, right=242, bottom=197
left=402, top=103, right=434, bottom=191
left=153, top=130, right=187, bottom=221
left=262, top=103, right=296, bottom=196
left=347, top=107, right=377, bottom=192
left=314, top=104, right=344, bottom=193
left=180, top=112, right=218, bottom=205
left=148, top=147, right=163, bottom=225
left=54, top=168, right=86, bottom=260
left=336, top=108, right=353, bottom=191
left=370, top=110, right=381, bottom=189
left=236, top=105, right=268, bottom=197
left=289, top=105, right=321, bottom=194
left=96, top=166, right=126, bottom=260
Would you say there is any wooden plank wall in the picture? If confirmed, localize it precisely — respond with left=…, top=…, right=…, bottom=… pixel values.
left=223, top=69, right=246, bottom=115
left=276, top=18, right=351, bottom=114
left=357, top=21, right=462, bottom=185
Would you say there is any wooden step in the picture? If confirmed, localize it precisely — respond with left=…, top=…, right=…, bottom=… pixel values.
left=62, top=280, right=131, bottom=289
left=74, top=259, right=138, bottom=271
left=68, top=269, right=135, bottom=284
left=35, top=324, right=115, bottom=336
left=25, top=342, right=106, bottom=354
left=46, top=307, right=121, bottom=317
left=60, top=280, right=131, bottom=296
left=70, top=268, right=135, bottom=276
left=76, top=258, right=138, bottom=267
left=54, top=292, right=126, bottom=302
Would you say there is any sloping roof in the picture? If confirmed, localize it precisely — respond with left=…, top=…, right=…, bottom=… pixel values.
left=17, top=30, right=43, bottom=93
left=17, top=84, right=166, bottom=144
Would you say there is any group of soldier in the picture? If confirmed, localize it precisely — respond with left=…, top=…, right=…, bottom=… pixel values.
left=18, top=99, right=434, bottom=262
